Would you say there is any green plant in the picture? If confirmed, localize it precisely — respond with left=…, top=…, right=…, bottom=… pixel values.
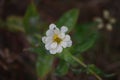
left=1, top=2, right=114, bottom=80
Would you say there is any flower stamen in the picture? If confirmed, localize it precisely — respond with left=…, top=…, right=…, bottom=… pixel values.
left=53, top=34, right=62, bottom=44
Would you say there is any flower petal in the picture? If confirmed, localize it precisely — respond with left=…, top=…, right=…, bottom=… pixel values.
left=103, top=10, right=110, bottom=19
left=50, top=42, right=57, bottom=49
left=98, top=23, right=104, bottom=29
left=54, top=28, right=60, bottom=34
left=49, top=23, right=56, bottom=30
left=60, top=41, right=67, bottom=48
left=61, top=26, right=68, bottom=33
left=46, top=30, right=54, bottom=36
left=106, top=23, right=112, bottom=31
left=58, top=33, right=65, bottom=39
left=56, top=45, right=63, bottom=53
left=67, top=41, right=72, bottom=47
left=50, top=49, right=57, bottom=54
left=64, top=35, right=71, bottom=41
left=45, top=37, right=52, bottom=43
left=94, top=17, right=103, bottom=23
left=45, top=43, right=51, bottom=50
left=109, top=18, right=116, bottom=24
left=42, top=37, right=46, bottom=43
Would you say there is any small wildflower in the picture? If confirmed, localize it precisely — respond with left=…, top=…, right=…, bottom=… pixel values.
left=42, top=23, right=72, bottom=54
left=94, top=10, right=116, bottom=31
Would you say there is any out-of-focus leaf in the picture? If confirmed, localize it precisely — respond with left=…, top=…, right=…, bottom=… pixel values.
left=73, top=22, right=98, bottom=53
left=58, top=49, right=81, bottom=68
left=23, top=3, right=39, bottom=33
left=55, top=60, right=69, bottom=76
left=28, top=33, right=49, bottom=55
left=77, top=33, right=97, bottom=53
left=36, top=54, right=54, bottom=78
left=6, top=16, right=24, bottom=32
left=87, top=64, right=115, bottom=78
left=71, top=67, right=86, bottom=74
left=56, top=49, right=79, bottom=75
left=0, top=19, right=6, bottom=27
left=56, top=9, right=79, bottom=32
left=57, top=49, right=85, bottom=74
left=36, top=44, right=54, bottom=78
left=75, top=22, right=97, bottom=42
left=58, top=49, right=74, bottom=63
left=27, top=34, right=54, bottom=78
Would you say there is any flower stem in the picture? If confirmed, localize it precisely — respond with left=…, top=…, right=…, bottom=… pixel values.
left=71, top=55, right=102, bottom=80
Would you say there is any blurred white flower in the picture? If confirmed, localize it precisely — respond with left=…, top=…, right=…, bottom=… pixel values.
left=94, top=10, right=116, bottom=31
left=42, top=23, right=72, bottom=54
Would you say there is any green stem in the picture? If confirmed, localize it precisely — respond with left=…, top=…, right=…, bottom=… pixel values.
left=71, top=55, right=102, bottom=80
left=71, top=55, right=87, bottom=68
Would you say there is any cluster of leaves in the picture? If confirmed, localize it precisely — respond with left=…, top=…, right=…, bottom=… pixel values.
left=0, top=2, right=113, bottom=80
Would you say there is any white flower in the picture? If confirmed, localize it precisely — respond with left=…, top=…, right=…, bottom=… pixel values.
left=42, top=23, right=72, bottom=54
left=94, top=10, right=116, bottom=31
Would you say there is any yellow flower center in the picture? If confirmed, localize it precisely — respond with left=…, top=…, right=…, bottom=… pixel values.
left=53, top=34, right=62, bottom=44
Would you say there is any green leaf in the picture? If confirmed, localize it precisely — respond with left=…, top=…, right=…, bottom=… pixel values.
left=71, top=67, right=86, bottom=74
left=23, top=3, right=39, bottom=33
left=75, top=22, right=97, bottom=42
left=57, top=49, right=81, bottom=68
left=87, top=64, right=115, bottom=78
left=36, top=54, right=54, bottom=78
left=27, top=34, right=54, bottom=78
left=6, top=16, right=24, bottom=32
left=55, top=60, right=69, bottom=76
left=58, top=49, right=74, bottom=63
left=78, top=33, right=97, bottom=53
left=73, top=22, right=98, bottom=53
left=27, top=34, right=49, bottom=55
left=56, top=9, right=79, bottom=32
left=31, top=43, right=53, bottom=78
